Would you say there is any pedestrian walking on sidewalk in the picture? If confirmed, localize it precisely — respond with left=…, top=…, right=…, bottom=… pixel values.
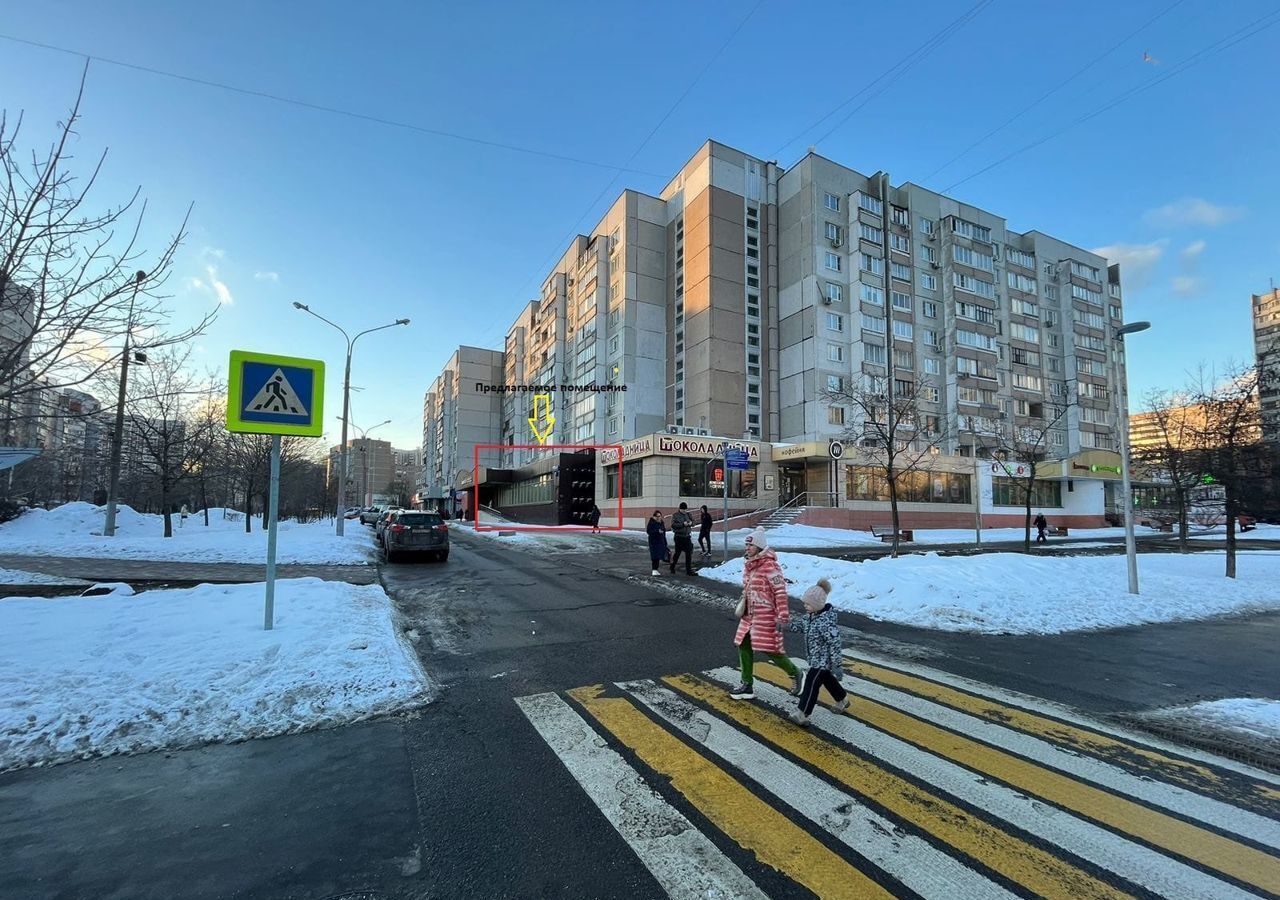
left=670, top=502, right=696, bottom=575
left=729, top=528, right=801, bottom=699
left=589, top=503, right=602, bottom=534
left=787, top=577, right=849, bottom=726
left=698, top=504, right=713, bottom=556
left=1034, top=513, right=1048, bottom=543
left=646, top=510, right=668, bottom=576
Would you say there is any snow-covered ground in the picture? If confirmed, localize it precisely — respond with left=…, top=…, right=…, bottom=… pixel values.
left=724, top=522, right=1156, bottom=550
left=0, top=503, right=374, bottom=565
left=1188, top=523, right=1280, bottom=541
left=0, top=578, right=430, bottom=771
left=0, top=567, right=89, bottom=586
left=703, top=550, right=1280, bottom=634
left=1139, top=698, right=1280, bottom=743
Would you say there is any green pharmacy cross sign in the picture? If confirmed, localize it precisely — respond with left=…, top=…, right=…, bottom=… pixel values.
left=1089, top=464, right=1123, bottom=475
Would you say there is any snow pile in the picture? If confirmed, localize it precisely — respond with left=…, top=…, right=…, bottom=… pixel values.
left=1140, top=698, right=1280, bottom=742
left=1189, top=523, right=1280, bottom=542
left=724, top=523, right=1160, bottom=549
left=0, top=502, right=373, bottom=565
left=703, top=550, right=1280, bottom=634
left=726, top=524, right=883, bottom=548
left=0, top=578, right=430, bottom=770
left=0, top=567, right=89, bottom=586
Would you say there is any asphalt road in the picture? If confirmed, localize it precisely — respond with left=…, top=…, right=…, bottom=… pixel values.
left=2, top=531, right=1276, bottom=899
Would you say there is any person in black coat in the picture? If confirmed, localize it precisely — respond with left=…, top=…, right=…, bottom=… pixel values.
left=646, top=510, right=668, bottom=576
left=1034, top=513, right=1048, bottom=543
left=589, top=503, right=602, bottom=533
left=698, top=504, right=714, bottom=556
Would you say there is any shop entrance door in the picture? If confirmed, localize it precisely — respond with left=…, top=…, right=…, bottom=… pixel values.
left=779, top=465, right=806, bottom=506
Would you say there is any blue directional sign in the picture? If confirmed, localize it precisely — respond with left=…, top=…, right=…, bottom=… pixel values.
left=226, top=350, right=325, bottom=437
left=725, top=449, right=750, bottom=471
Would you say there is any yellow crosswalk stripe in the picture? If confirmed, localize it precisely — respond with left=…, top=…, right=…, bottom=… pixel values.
left=663, top=674, right=1133, bottom=900
left=567, top=684, right=895, bottom=900
left=848, top=658, right=1280, bottom=809
left=754, top=665, right=1280, bottom=895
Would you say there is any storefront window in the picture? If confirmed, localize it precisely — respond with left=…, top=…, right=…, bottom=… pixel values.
left=991, top=477, right=1062, bottom=508
left=845, top=467, right=971, bottom=503
left=496, top=473, right=554, bottom=506
left=603, top=461, right=643, bottom=499
left=679, top=458, right=757, bottom=498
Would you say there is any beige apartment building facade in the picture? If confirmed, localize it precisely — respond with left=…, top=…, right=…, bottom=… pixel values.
left=429, top=140, right=1130, bottom=529
left=1255, top=287, right=1280, bottom=446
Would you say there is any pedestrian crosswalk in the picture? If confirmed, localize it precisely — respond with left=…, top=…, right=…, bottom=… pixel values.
left=516, top=652, right=1280, bottom=900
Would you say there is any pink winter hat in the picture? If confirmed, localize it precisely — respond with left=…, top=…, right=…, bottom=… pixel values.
left=802, top=578, right=832, bottom=607
left=746, top=527, right=768, bottom=550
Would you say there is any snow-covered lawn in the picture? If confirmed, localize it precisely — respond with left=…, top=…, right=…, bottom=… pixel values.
left=0, top=502, right=374, bottom=565
left=703, top=550, right=1280, bottom=634
left=725, top=523, right=1157, bottom=550
left=0, top=578, right=430, bottom=771
left=0, top=567, right=89, bottom=586
left=1140, top=698, right=1280, bottom=743
left=1188, top=523, right=1280, bottom=541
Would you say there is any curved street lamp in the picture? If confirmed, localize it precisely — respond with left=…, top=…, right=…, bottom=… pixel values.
left=293, top=302, right=409, bottom=534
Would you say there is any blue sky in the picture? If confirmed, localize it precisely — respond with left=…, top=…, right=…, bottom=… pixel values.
left=1, top=0, right=1277, bottom=449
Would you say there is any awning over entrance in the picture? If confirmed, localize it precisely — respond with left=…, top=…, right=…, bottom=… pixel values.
left=0, top=447, right=40, bottom=472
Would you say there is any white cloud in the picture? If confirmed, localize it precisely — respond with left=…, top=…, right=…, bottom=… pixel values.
left=1171, top=275, right=1203, bottom=297
left=1143, top=198, right=1243, bottom=229
left=253, top=271, right=280, bottom=283
left=205, top=265, right=234, bottom=305
left=201, top=246, right=226, bottom=260
left=1180, top=239, right=1206, bottom=261
left=1091, top=241, right=1164, bottom=289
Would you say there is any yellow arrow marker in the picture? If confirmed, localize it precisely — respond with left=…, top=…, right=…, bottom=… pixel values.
left=528, top=393, right=555, bottom=444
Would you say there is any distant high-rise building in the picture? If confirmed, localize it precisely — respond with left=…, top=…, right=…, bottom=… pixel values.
left=1253, top=287, right=1280, bottom=446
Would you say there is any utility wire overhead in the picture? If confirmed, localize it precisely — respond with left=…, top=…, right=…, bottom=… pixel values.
left=919, top=0, right=1188, bottom=183
left=770, top=0, right=996, bottom=161
left=0, top=31, right=662, bottom=177
left=941, top=7, right=1280, bottom=194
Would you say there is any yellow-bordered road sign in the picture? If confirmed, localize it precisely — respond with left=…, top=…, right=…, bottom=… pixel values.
left=226, top=350, right=325, bottom=436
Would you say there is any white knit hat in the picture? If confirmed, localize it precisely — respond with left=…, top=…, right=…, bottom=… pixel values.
left=802, top=577, right=832, bottom=607
left=746, top=527, right=769, bottom=550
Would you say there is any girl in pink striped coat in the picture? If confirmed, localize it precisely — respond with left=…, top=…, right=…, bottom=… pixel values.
left=729, top=528, right=801, bottom=700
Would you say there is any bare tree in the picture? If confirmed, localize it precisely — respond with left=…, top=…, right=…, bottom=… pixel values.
left=1, top=71, right=216, bottom=438
left=124, top=347, right=221, bottom=537
left=976, top=391, right=1073, bottom=553
left=1132, top=388, right=1204, bottom=552
left=1189, top=361, right=1268, bottom=579
left=824, top=373, right=946, bottom=558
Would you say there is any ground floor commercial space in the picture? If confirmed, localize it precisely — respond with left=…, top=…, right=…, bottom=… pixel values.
left=599, top=434, right=1122, bottom=532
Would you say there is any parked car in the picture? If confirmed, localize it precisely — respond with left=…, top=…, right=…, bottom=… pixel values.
left=375, top=509, right=397, bottom=541
left=359, top=506, right=383, bottom=526
left=344, top=507, right=363, bottom=520
left=382, top=510, right=449, bottom=562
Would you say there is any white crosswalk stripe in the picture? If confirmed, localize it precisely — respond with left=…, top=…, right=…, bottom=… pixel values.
left=514, top=691, right=768, bottom=900
left=700, top=667, right=1261, bottom=900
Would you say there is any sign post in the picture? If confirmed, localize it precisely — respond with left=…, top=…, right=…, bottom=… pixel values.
left=724, top=448, right=749, bottom=560
left=226, top=350, right=325, bottom=631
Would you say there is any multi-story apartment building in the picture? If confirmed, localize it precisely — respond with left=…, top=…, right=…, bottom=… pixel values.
left=420, top=346, right=504, bottom=512
left=327, top=438, right=393, bottom=508
left=1254, top=287, right=1280, bottom=446
left=440, top=140, right=1130, bottom=529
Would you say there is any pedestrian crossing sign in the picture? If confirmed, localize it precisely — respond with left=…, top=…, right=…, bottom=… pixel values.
left=226, top=350, right=325, bottom=436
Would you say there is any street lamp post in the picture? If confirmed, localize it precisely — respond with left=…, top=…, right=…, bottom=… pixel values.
left=1113, top=320, right=1151, bottom=595
left=293, top=303, right=408, bottom=535
left=103, top=271, right=147, bottom=537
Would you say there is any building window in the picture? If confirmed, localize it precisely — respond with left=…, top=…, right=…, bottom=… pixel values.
left=826, top=282, right=843, bottom=303
left=860, top=284, right=884, bottom=305
left=1110, top=304, right=1122, bottom=319
left=890, top=233, right=911, bottom=253
left=861, top=313, right=885, bottom=334
left=924, top=357, right=940, bottom=375
left=921, top=273, right=937, bottom=291
left=859, top=223, right=883, bottom=244
left=918, top=217, right=934, bottom=234
left=847, top=467, right=971, bottom=503
left=992, top=477, right=1062, bottom=508
left=604, top=460, right=644, bottom=499
left=920, top=245, right=937, bottom=265
left=825, top=252, right=842, bottom=272
left=891, top=291, right=912, bottom=311
left=953, top=272, right=996, bottom=299
left=890, top=261, right=911, bottom=281
left=893, top=348, right=914, bottom=369
left=826, top=312, right=844, bottom=332
left=922, top=300, right=938, bottom=318
left=827, top=406, right=846, bottom=426
left=891, top=206, right=909, bottom=227
left=824, top=192, right=840, bottom=211
left=828, top=343, right=844, bottom=362
left=953, top=244, right=995, bottom=271
left=825, top=222, right=842, bottom=243
left=827, top=374, right=845, bottom=392
left=922, top=328, right=940, bottom=348
left=860, top=253, right=884, bottom=275
left=863, top=343, right=886, bottom=364
left=680, top=458, right=757, bottom=498
left=892, top=319, right=914, bottom=340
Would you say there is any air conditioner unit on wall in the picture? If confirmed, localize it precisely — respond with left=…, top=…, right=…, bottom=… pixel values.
left=666, top=425, right=681, bottom=434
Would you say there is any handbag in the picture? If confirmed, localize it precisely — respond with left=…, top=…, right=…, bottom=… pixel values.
left=735, top=591, right=748, bottom=619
